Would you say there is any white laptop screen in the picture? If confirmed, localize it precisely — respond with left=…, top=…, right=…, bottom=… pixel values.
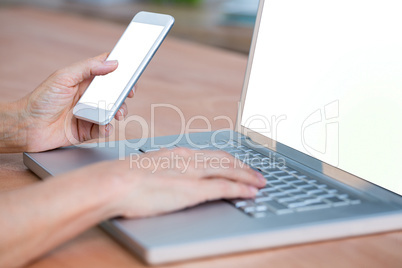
left=242, top=0, right=402, bottom=195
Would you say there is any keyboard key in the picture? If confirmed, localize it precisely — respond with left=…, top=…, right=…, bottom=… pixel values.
left=267, top=191, right=287, bottom=198
left=277, top=185, right=298, bottom=192
left=315, top=193, right=335, bottom=200
left=264, top=176, right=281, bottom=183
left=271, top=171, right=289, bottom=177
left=255, top=204, right=269, bottom=212
left=262, top=166, right=282, bottom=173
left=223, top=148, right=243, bottom=154
left=277, top=175, right=296, bottom=180
left=255, top=196, right=273, bottom=203
left=262, top=200, right=293, bottom=214
left=314, top=184, right=328, bottom=189
left=337, top=193, right=349, bottom=199
left=293, top=173, right=308, bottom=179
left=259, top=187, right=278, bottom=193
left=282, top=177, right=300, bottom=183
left=296, top=202, right=331, bottom=212
left=283, top=197, right=321, bottom=208
left=260, top=191, right=274, bottom=197
left=324, top=196, right=349, bottom=206
left=268, top=181, right=287, bottom=187
left=276, top=195, right=298, bottom=203
left=289, top=191, right=310, bottom=199
left=255, top=191, right=264, bottom=197
left=301, top=185, right=318, bottom=192
left=285, top=202, right=313, bottom=209
left=304, top=178, right=317, bottom=184
left=230, top=199, right=254, bottom=208
left=326, top=188, right=338, bottom=194
left=305, top=189, right=325, bottom=195
left=304, top=198, right=322, bottom=205
left=242, top=206, right=257, bottom=213
left=282, top=167, right=298, bottom=174
left=251, top=161, right=267, bottom=168
left=249, top=211, right=270, bottom=218
left=292, top=181, right=310, bottom=188
left=349, top=199, right=361, bottom=205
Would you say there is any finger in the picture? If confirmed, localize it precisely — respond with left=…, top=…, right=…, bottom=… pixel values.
left=159, top=148, right=266, bottom=188
left=115, top=102, right=128, bottom=121
left=198, top=178, right=259, bottom=201
left=96, top=123, right=114, bottom=138
left=194, top=150, right=266, bottom=188
left=127, top=86, right=135, bottom=98
left=54, top=53, right=118, bottom=87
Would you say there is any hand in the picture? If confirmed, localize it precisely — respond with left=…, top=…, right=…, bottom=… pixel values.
left=19, top=53, right=135, bottom=152
left=94, top=148, right=267, bottom=218
left=0, top=147, right=265, bottom=267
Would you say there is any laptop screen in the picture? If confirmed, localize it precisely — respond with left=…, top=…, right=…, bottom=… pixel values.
left=242, top=0, right=402, bottom=195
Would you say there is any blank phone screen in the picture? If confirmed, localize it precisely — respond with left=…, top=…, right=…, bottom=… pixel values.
left=79, top=21, right=164, bottom=109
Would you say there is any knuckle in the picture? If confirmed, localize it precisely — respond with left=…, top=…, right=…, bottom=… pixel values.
left=211, top=151, right=232, bottom=163
left=216, top=180, right=234, bottom=195
left=52, top=69, right=63, bottom=77
left=240, top=184, right=254, bottom=197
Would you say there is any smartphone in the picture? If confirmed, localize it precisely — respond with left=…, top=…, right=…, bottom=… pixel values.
left=73, top=11, right=174, bottom=125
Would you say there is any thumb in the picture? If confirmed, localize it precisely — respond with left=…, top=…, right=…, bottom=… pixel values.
left=55, top=53, right=118, bottom=87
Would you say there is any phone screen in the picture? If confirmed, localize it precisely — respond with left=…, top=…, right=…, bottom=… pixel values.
left=78, top=21, right=164, bottom=109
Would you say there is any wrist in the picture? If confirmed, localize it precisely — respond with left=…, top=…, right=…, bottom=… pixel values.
left=94, top=160, right=140, bottom=219
left=66, top=161, right=136, bottom=220
left=101, top=165, right=137, bottom=219
left=0, top=98, right=29, bottom=153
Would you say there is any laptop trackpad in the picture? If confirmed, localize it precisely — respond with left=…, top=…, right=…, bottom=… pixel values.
left=112, top=200, right=260, bottom=246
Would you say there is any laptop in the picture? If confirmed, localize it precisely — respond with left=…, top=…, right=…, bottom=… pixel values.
left=23, top=0, right=402, bottom=264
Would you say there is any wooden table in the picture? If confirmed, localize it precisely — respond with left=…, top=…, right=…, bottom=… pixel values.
left=0, top=7, right=401, bottom=268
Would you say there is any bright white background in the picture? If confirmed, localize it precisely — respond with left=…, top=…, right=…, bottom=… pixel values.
left=242, top=0, right=402, bottom=194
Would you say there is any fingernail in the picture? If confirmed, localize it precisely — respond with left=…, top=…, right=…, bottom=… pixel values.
left=248, top=186, right=259, bottom=195
left=255, top=171, right=266, bottom=185
left=118, top=108, right=124, bottom=118
left=104, top=60, right=118, bottom=66
left=105, top=124, right=110, bottom=131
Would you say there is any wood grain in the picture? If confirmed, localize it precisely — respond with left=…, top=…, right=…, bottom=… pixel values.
left=0, top=7, right=401, bottom=268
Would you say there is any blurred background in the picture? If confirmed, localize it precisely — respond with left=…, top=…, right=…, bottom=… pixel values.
left=0, top=0, right=259, bottom=54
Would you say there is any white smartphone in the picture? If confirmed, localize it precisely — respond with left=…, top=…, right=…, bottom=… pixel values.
left=73, top=11, right=174, bottom=125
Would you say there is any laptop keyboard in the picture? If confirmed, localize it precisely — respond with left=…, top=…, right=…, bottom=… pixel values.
left=145, top=140, right=361, bottom=219
left=202, top=140, right=361, bottom=218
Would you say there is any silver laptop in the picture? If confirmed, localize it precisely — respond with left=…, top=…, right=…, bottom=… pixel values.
left=24, top=0, right=402, bottom=264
